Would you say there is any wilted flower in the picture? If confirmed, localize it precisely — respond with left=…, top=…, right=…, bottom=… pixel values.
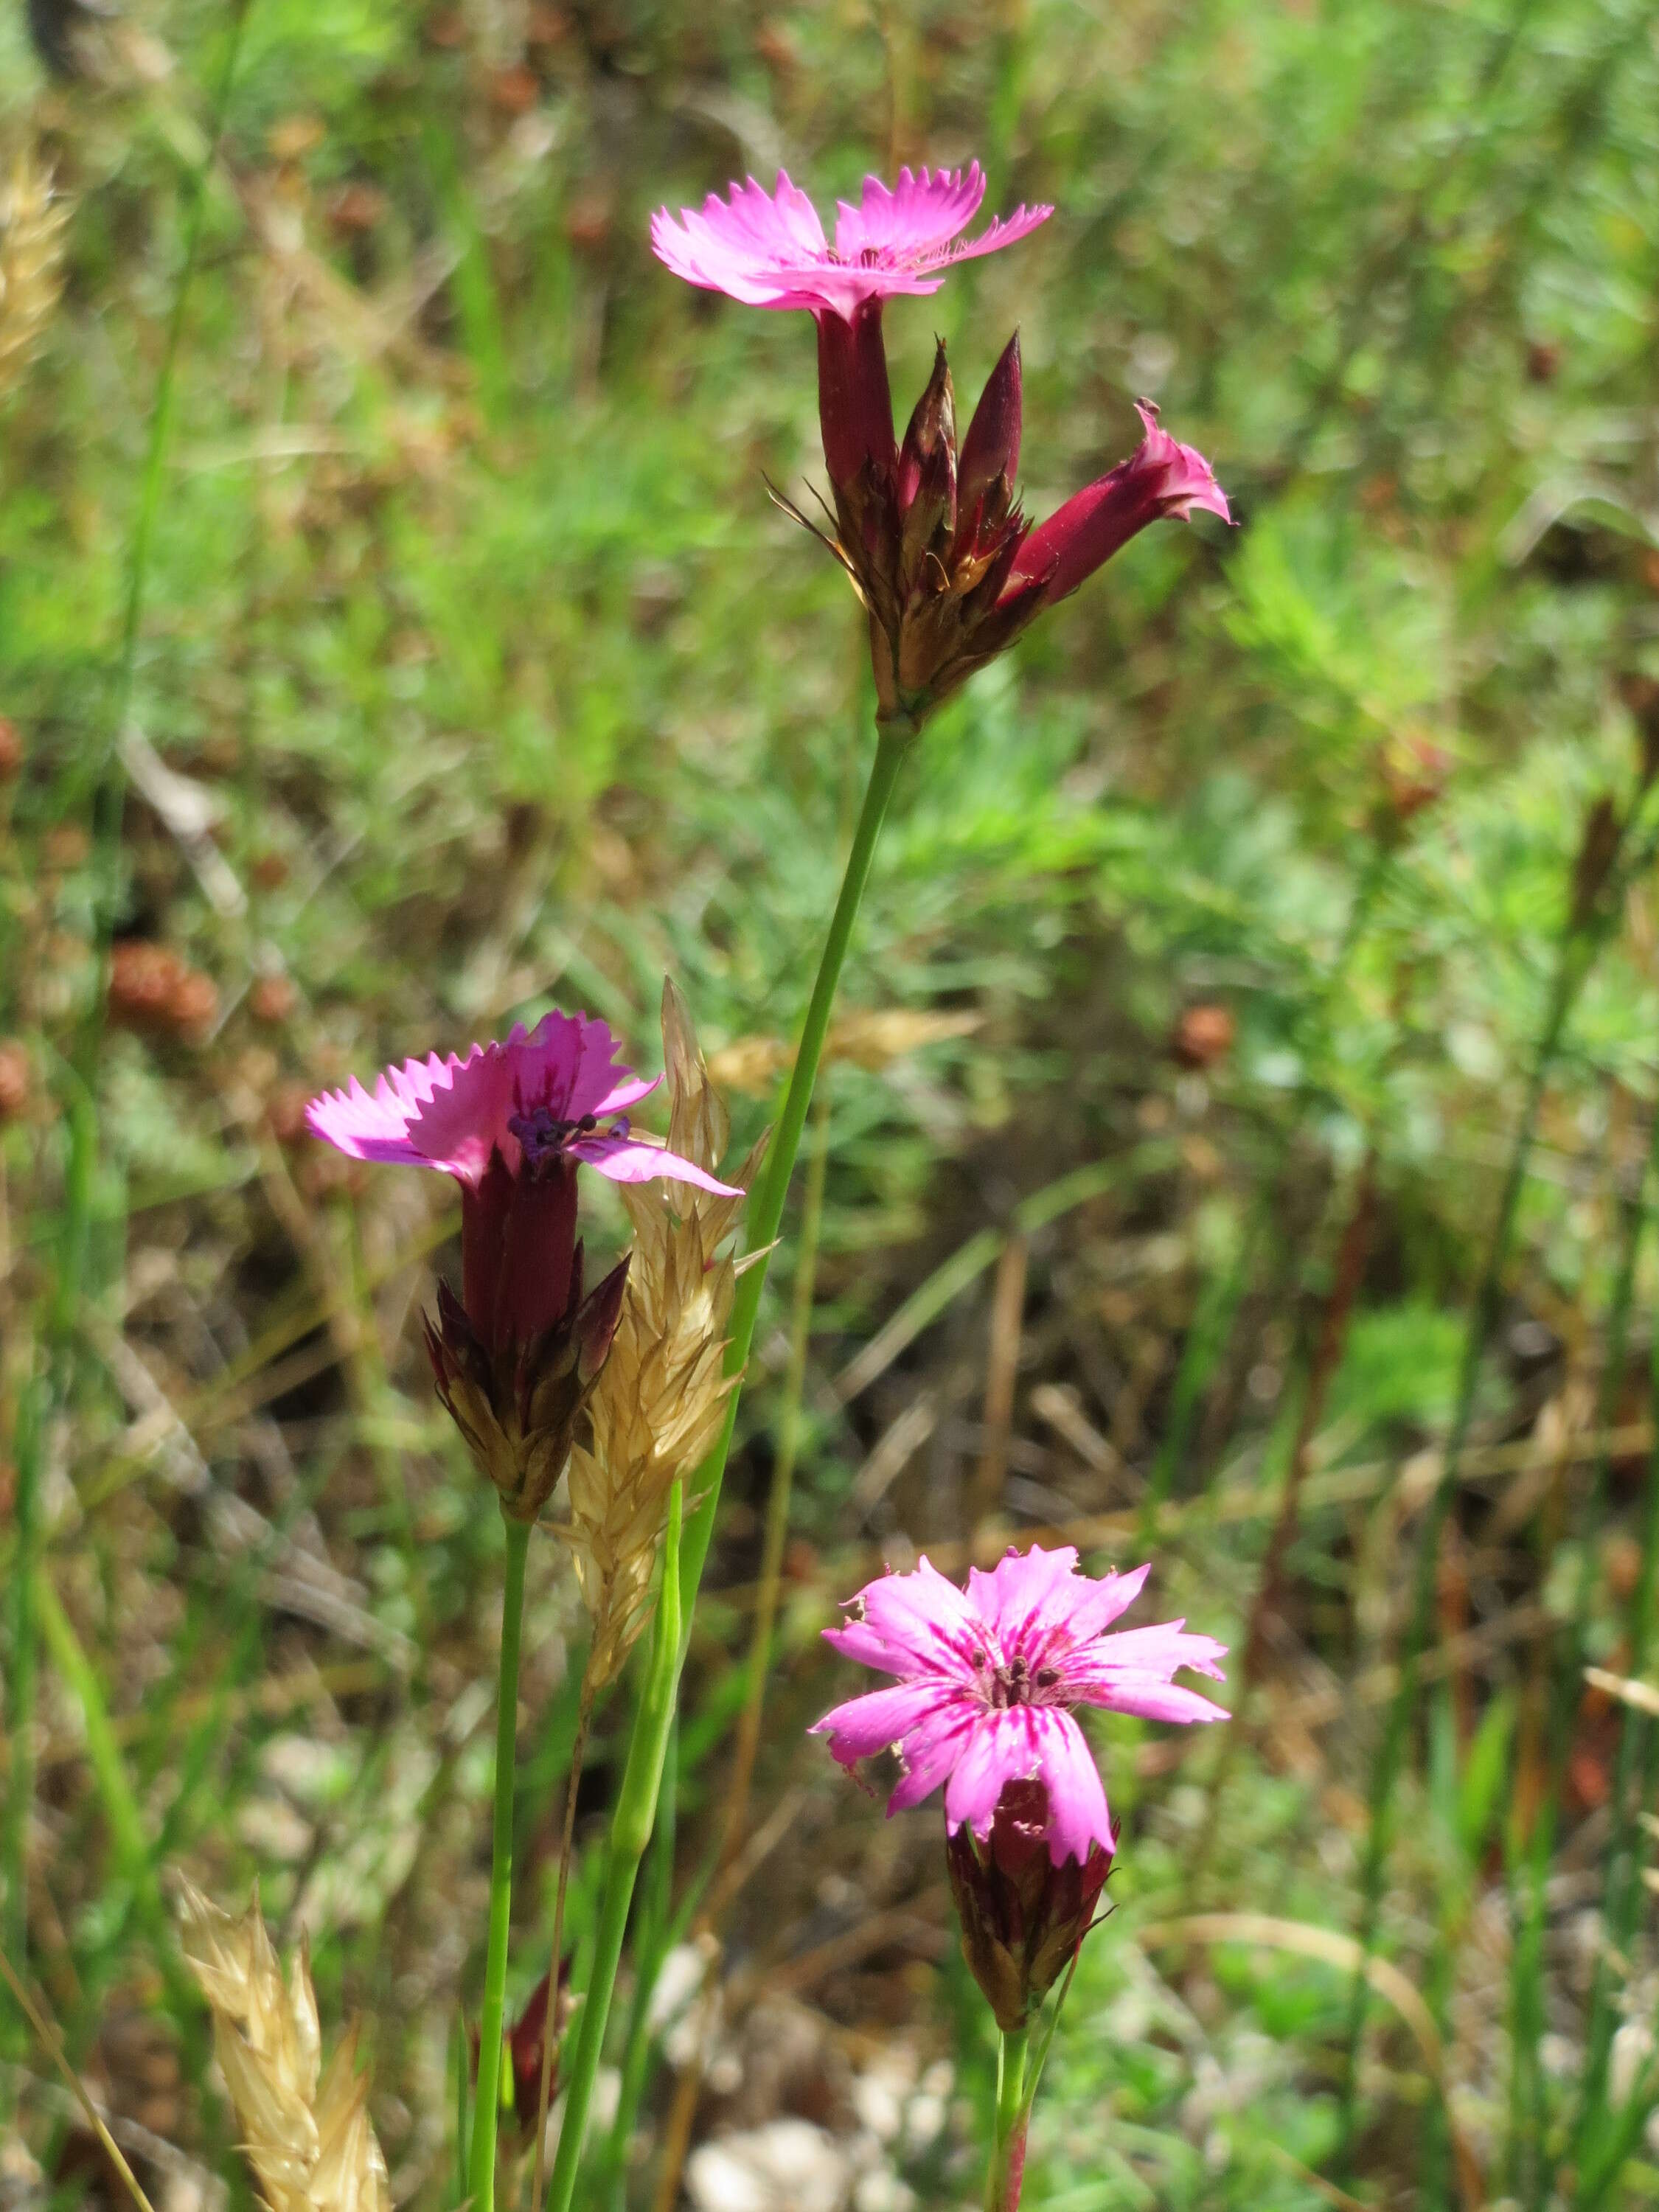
left=561, top=983, right=761, bottom=1682
left=307, top=1008, right=737, bottom=1520
left=813, top=1543, right=1227, bottom=1865
left=653, top=166, right=1228, bottom=726
left=176, top=1880, right=390, bottom=2212
left=946, top=1777, right=1112, bottom=2031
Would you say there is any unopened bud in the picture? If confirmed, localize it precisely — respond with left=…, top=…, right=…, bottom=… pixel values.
left=945, top=1779, right=1112, bottom=2033
left=897, top=338, right=955, bottom=513
left=577, top=1253, right=630, bottom=1385
left=900, top=426, right=956, bottom=582
left=957, top=331, right=1022, bottom=527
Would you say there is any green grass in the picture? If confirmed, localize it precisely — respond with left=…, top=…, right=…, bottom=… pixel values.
left=4, top=0, right=1659, bottom=2205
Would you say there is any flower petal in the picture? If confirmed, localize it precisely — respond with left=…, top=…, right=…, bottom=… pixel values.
left=943, top=1705, right=1046, bottom=1837
left=570, top=1132, right=741, bottom=1195
left=967, top=1543, right=1082, bottom=1652
left=822, top=1554, right=988, bottom=1684
left=832, top=164, right=987, bottom=261
left=1071, top=1675, right=1230, bottom=1725
left=810, top=1680, right=965, bottom=1770
left=887, top=1703, right=982, bottom=1812
left=1029, top=1707, right=1116, bottom=1865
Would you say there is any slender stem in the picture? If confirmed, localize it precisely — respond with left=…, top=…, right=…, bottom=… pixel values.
left=541, top=719, right=911, bottom=2208
left=470, top=1513, right=532, bottom=2212
left=718, top=1088, right=832, bottom=1877
left=678, top=719, right=911, bottom=1624
left=546, top=1485, right=683, bottom=2212
left=531, top=1672, right=595, bottom=2206
left=1335, top=928, right=1589, bottom=2162
left=985, top=2024, right=1031, bottom=2212
left=597, top=1717, right=678, bottom=2208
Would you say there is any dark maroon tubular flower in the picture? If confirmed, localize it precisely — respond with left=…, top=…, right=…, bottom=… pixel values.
left=945, top=1778, right=1113, bottom=2033
left=1009, top=402, right=1231, bottom=607
left=815, top=299, right=897, bottom=493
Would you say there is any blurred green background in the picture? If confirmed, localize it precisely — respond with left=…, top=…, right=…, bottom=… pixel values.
left=4, top=0, right=1659, bottom=2205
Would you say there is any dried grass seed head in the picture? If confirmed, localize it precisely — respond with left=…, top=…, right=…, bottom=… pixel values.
left=561, top=980, right=764, bottom=1683
left=175, top=1881, right=390, bottom=2212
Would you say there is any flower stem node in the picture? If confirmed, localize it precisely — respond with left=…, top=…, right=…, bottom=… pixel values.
left=946, top=1778, right=1113, bottom=2031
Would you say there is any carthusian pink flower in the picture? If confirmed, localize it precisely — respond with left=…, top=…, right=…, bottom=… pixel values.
left=307, top=1009, right=737, bottom=1520
left=813, top=1543, right=1226, bottom=1865
left=652, top=165, right=1231, bottom=728
left=650, top=164, right=1051, bottom=321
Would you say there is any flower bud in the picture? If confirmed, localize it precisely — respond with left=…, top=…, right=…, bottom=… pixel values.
left=897, top=338, right=955, bottom=514
left=945, top=1779, right=1112, bottom=2032
left=956, top=332, right=1022, bottom=530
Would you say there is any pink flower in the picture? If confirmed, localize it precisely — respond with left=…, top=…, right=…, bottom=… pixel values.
left=813, top=1544, right=1226, bottom=1865
left=1010, top=403, right=1232, bottom=605
left=651, top=160, right=1231, bottom=728
left=650, top=164, right=1051, bottom=322
left=652, top=164, right=1048, bottom=517
left=307, top=1009, right=736, bottom=1354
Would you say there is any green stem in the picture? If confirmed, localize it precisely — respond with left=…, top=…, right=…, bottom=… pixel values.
left=540, top=715, right=911, bottom=2208
left=469, top=1512, right=532, bottom=2212
left=721, top=1087, right=831, bottom=1869
left=678, top=717, right=911, bottom=1626
left=597, top=1717, right=678, bottom=2208
left=545, top=1486, right=683, bottom=2212
left=985, top=2024, right=1031, bottom=2212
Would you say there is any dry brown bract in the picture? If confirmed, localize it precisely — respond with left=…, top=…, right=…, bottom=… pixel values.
left=175, top=1881, right=391, bottom=2212
left=560, top=981, right=764, bottom=1685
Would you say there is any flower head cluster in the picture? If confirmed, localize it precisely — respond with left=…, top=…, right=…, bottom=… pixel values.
left=307, top=1009, right=737, bottom=1521
left=561, top=983, right=762, bottom=1683
left=177, top=1880, right=390, bottom=2212
left=813, top=1543, right=1227, bottom=1864
left=653, top=166, right=1230, bottom=727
